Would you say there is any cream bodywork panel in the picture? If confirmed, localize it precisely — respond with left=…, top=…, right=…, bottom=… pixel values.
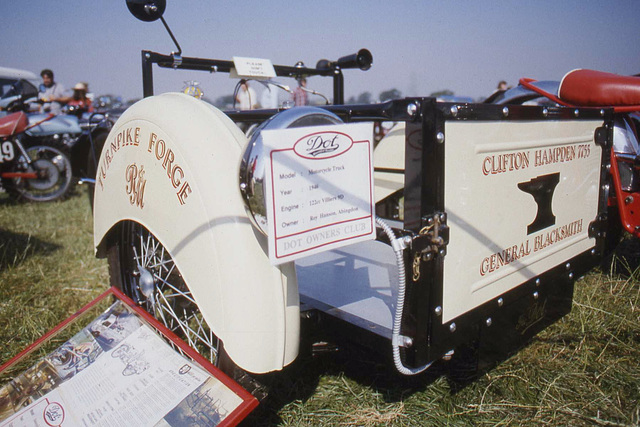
left=443, top=120, right=601, bottom=323
left=373, top=123, right=405, bottom=202
left=93, top=93, right=299, bottom=373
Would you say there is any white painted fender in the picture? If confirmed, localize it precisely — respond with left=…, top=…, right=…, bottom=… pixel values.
left=93, top=93, right=299, bottom=374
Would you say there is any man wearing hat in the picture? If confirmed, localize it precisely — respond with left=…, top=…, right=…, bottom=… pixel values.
left=68, top=82, right=93, bottom=114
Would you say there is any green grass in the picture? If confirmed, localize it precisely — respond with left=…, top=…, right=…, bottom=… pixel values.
left=0, top=189, right=638, bottom=426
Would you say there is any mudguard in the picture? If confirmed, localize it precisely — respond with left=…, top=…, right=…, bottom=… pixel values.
left=93, top=93, right=299, bottom=373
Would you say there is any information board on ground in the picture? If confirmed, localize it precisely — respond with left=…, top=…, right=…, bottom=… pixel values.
left=262, top=123, right=376, bottom=265
left=0, top=298, right=253, bottom=427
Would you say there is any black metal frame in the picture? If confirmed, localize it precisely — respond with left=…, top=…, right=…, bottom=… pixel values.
left=399, top=101, right=613, bottom=367
left=141, top=50, right=347, bottom=104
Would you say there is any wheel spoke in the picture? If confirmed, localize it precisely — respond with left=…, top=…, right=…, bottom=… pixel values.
left=118, top=222, right=220, bottom=366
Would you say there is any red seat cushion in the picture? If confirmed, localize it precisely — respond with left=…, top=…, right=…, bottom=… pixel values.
left=559, top=69, right=640, bottom=107
left=0, top=112, right=28, bottom=138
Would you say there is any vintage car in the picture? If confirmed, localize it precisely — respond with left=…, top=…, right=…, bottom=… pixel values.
left=93, top=0, right=640, bottom=388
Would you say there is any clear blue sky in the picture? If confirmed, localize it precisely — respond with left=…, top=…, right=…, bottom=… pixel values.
left=2, top=1, right=639, bottom=103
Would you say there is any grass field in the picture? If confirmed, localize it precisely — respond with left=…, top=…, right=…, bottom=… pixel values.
left=0, top=189, right=638, bottom=426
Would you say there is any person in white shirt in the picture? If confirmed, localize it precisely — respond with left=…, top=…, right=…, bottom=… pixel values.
left=235, top=79, right=257, bottom=110
left=38, top=69, right=69, bottom=114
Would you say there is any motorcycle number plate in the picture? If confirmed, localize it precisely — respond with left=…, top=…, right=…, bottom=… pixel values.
left=1, top=141, right=15, bottom=163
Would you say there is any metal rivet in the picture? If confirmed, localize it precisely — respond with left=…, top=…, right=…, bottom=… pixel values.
left=145, top=52, right=151, bottom=59
left=486, top=318, right=492, bottom=327
left=591, top=248, right=597, bottom=256
left=574, top=109, right=580, bottom=117
left=568, top=272, right=575, bottom=280
left=603, top=184, right=609, bottom=192
left=435, top=306, right=442, bottom=316
left=402, top=235, right=413, bottom=246
left=625, top=196, right=634, bottom=205
left=502, top=107, right=509, bottom=117
left=427, top=217, right=434, bottom=225
left=542, top=108, right=549, bottom=117
left=403, top=336, right=414, bottom=348
left=442, top=350, right=454, bottom=361
left=239, top=182, right=247, bottom=190
left=565, top=262, right=571, bottom=270
left=450, top=105, right=458, bottom=117
left=407, top=103, right=418, bottom=117
left=439, top=213, right=446, bottom=222
left=533, top=291, right=539, bottom=300
left=438, top=248, right=446, bottom=257
left=497, top=297, right=504, bottom=307
left=600, top=109, right=605, bottom=116
left=535, top=278, right=541, bottom=287
left=436, top=132, right=445, bottom=143
left=449, top=323, right=457, bottom=332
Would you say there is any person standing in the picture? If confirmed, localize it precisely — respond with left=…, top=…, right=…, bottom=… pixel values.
left=292, top=78, right=308, bottom=106
left=67, top=82, right=94, bottom=114
left=236, top=79, right=257, bottom=110
left=260, top=83, right=280, bottom=109
left=38, top=69, right=69, bottom=114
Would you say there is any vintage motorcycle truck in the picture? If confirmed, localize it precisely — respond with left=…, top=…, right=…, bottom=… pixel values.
left=93, top=0, right=640, bottom=386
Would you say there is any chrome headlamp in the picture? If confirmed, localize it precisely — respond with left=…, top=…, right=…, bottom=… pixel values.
left=239, top=107, right=343, bottom=235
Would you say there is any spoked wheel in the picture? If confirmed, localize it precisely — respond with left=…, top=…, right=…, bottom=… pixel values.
left=108, top=221, right=221, bottom=365
left=2, top=144, right=74, bottom=202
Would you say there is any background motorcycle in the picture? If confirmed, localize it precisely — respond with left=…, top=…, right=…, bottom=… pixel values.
left=0, top=111, right=74, bottom=202
left=1, top=80, right=112, bottom=202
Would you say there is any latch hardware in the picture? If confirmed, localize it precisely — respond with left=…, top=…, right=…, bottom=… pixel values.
left=411, top=212, right=449, bottom=281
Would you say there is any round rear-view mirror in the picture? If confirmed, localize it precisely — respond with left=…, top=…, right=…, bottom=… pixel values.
left=126, top=0, right=166, bottom=22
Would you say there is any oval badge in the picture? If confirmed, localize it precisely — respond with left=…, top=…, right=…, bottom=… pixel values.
left=43, top=402, right=65, bottom=426
left=293, top=131, right=353, bottom=160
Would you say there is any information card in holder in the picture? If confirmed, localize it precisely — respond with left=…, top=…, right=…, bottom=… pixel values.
left=0, top=287, right=257, bottom=427
left=262, top=123, right=376, bottom=265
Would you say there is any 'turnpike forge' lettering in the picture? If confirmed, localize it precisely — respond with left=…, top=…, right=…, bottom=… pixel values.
left=97, top=125, right=193, bottom=205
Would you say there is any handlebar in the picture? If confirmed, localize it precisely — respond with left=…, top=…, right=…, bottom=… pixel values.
left=141, top=49, right=372, bottom=104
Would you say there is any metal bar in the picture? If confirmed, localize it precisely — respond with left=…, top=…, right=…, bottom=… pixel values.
left=146, top=51, right=334, bottom=78
left=333, top=69, right=344, bottom=105
left=139, top=50, right=351, bottom=101
left=1, top=172, right=38, bottom=179
left=224, top=99, right=418, bottom=122
left=142, top=51, right=154, bottom=98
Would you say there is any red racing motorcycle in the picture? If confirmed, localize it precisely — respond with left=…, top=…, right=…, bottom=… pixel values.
left=0, top=111, right=74, bottom=202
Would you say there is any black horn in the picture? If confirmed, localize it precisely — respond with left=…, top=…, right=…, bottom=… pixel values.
left=315, top=49, right=373, bottom=71
left=337, top=49, right=373, bottom=71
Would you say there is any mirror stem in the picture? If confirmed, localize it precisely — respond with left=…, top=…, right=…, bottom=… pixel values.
left=160, top=16, right=182, bottom=56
